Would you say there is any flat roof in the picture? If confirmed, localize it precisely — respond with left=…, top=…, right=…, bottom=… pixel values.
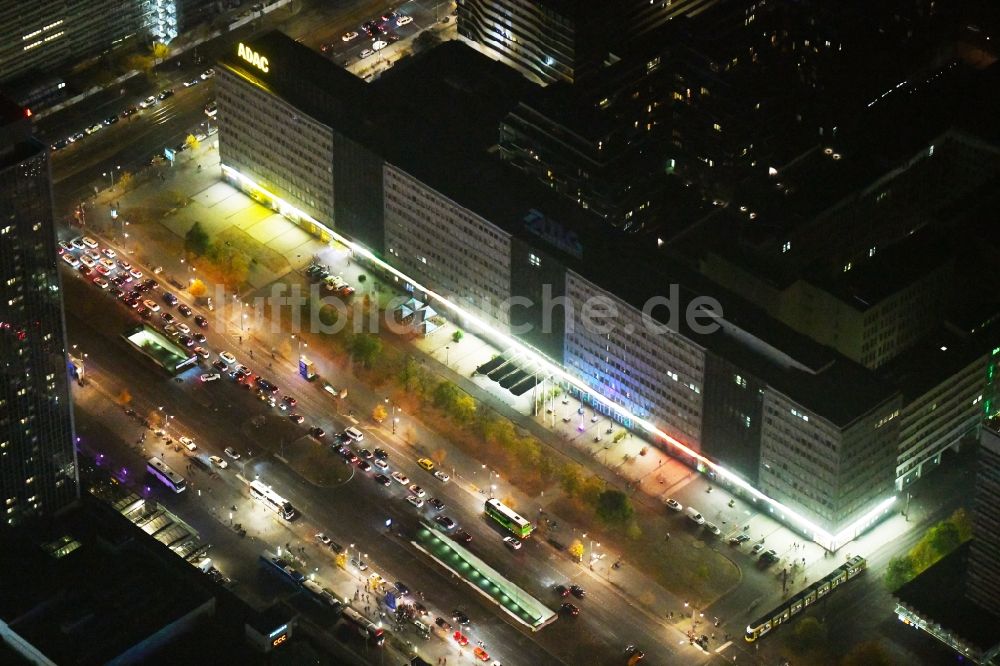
left=123, top=324, right=196, bottom=372
left=895, top=542, right=1000, bottom=654
left=0, top=497, right=215, bottom=666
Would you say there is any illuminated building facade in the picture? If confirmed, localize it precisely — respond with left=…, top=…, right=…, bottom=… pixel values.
left=0, top=96, right=78, bottom=526
left=214, top=32, right=996, bottom=548
left=0, top=0, right=181, bottom=86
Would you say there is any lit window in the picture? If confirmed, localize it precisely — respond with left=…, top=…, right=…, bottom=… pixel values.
left=781, top=241, right=791, bottom=253
left=528, top=253, right=540, bottom=267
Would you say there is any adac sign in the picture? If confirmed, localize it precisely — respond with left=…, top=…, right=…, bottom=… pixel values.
left=237, top=43, right=269, bottom=73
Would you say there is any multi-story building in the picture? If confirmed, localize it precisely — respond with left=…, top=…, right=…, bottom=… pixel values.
left=457, top=0, right=722, bottom=85
left=212, top=31, right=991, bottom=548
left=969, top=419, right=1000, bottom=616
left=0, top=95, right=78, bottom=526
left=0, top=0, right=181, bottom=86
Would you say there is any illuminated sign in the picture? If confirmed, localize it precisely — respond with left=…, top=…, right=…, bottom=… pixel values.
left=523, top=209, right=583, bottom=259
left=237, top=43, right=269, bottom=73
left=272, top=634, right=288, bottom=647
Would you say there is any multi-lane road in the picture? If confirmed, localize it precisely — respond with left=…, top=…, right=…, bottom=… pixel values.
left=60, top=233, right=702, bottom=664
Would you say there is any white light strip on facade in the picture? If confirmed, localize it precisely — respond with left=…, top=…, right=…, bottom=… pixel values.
left=220, top=164, right=896, bottom=549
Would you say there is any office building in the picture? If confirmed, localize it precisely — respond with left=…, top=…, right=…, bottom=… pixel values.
left=0, top=0, right=180, bottom=86
left=892, top=419, right=1000, bottom=664
left=0, top=95, right=78, bottom=526
left=213, top=32, right=997, bottom=546
left=457, top=0, right=722, bottom=85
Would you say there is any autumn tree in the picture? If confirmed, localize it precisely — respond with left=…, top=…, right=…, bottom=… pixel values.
left=372, top=403, right=387, bottom=423
left=569, top=540, right=585, bottom=562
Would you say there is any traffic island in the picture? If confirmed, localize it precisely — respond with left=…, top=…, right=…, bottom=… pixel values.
left=411, top=523, right=556, bottom=631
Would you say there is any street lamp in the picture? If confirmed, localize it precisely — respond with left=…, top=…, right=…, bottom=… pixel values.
left=103, top=165, right=120, bottom=188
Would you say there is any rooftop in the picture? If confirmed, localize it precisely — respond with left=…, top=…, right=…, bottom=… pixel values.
left=894, top=542, right=1000, bottom=657
left=0, top=495, right=216, bottom=666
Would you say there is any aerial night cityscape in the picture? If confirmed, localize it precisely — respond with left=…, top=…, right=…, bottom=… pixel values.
left=1, top=1, right=999, bottom=665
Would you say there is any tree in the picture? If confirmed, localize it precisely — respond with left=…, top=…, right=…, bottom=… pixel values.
left=432, top=381, right=461, bottom=411
left=152, top=42, right=170, bottom=59
left=184, top=221, right=210, bottom=256
left=318, top=304, right=339, bottom=327
left=431, top=448, right=448, bottom=466
left=596, top=489, right=633, bottom=524
left=841, top=641, right=895, bottom=666
left=579, top=475, right=606, bottom=507
left=372, top=403, right=387, bottom=423
left=560, top=465, right=583, bottom=496
left=789, top=617, right=827, bottom=653
left=927, top=521, right=962, bottom=557
left=335, top=552, right=348, bottom=569
left=348, top=333, right=382, bottom=368
left=884, top=554, right=916, bottom=590
left=125, top=54, right=155, bottom=74
left=188, top=278, right=207, bottom=298
left=117, top=170, right=133, bottom=191
left=568, top=540, right=585, bottom=562
left=451, top=394, right=477, bottom=423
left=117, top=389, right=132, bottom=406
left=412, top=30, right=442, bottom=54
left=452, top=329, right=464, bottom=344
left=185, top=134, right=201, bottom=152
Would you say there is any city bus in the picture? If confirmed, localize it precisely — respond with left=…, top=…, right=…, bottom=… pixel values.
left=341, top=606, right=385, bottom=646
left=146, top=456, right=187, bottom=493
left=745, top=555, right=867, bottom=642
left=249, top=479, right=297, bottom=520
left=484, top=498, right=534, bottom=538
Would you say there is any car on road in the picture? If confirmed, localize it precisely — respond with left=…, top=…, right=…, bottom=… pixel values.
left=70, top=237, right=87, bottom=250
left=85, top=123, right=103, bottom=135
left=140, top=95, right=157, bottom=108
left=193, top=333, right=205, bottom=343
left=554, top=584, right=571, bottom=597
left=358, top=448, right=373, bottom=459
left=61, top=254, right=80, bottom=268
left=101, top=247, right=117, bottom=259
left=729, top=533, right=751, bottom=546
left=394, top=581, right=411, bottom=597
left=58, top=240, right=74, bottom=254
left=373, top=458, right=389, bottom=470
left=309, top=427, right=326, bottom=438
left=396, top=15, right=413, bottom=26
left=92, top=276, right=109, bottom=289
left=224, top=447, right=240, bottom=460
left=163, top=292, right=178, bottom=306
left=177, top=304, right=192, bottom=317
left=391, top=471, right=409, bottom=485
left=408, top=484, right=426, bottom=498
left=281, top=395, right=297, bottom=410
left=289, top=413, right=304, bottom=424
left=417, top=457, right=435, bottom=471
left=434, top=515, right=456, bottom=530
left=750, top=543, right=765, bottom=555
left=664, top=498, right=682, bottom=512
left=406, top=495, right=424, bottom=508
left=211, top=360, right=227, bottom=373
left=759, top=549, right=779, bottom=565
left=179, top=335, right=196, bottom=348
left=219, top=351, right=236, bottom=365
left=200, top=68, right=215, bottom=79
left=433, top=470, right=450, bottom=483
left=194, top=315, right=208, bottom=328
left=200, top=373, right=220, bottom=382
left=129, top=268, right=143, bottom=280
left=103, top=115, right=119, bottom=126
left=158, top=89, right=174, bottom=100
left=137, top=306, right=152, bottom=319
left=435, top=617, right=452, bottom=631
left=160, top=312, right=175, bottom=324
left=428, top=498, right=445, bottom=511
left=372, top=40, right=388, bottom=51
left=183, top=78, right=200, bottom=87
left=342, top=31, right=358, bottom=41
left=704, top=522, right=722, bottom=536
left=121, top=105, right=139, bottom=118
left=570, top=585, right=586, bottom=598
left=193, top=346, right=210, bottom=359
left=209, top=455, right=227, bottom=469
left=360, top=48, right=373, bottom=59
left=503, top=536, right=522, bottom=550
left=560, top=602, right=580, bottom=616
left=373, top=447, right=388, bottom=460
left=350, top=558, right=368, bottom=571
left=79, top=254, right=96, bottom=269
left=451, top=610, right=470, bottom=625
left=454, top=530, right=473, bottom=544
left=356, top=460, right=372, bottom=472
left=374, top=473, right=392, bottom=486
left=178, top=437, right=197, bottom=451
left=315, top=532, right=332, bottom=546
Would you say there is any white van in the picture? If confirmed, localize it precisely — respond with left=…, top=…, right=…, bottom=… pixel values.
left=685, top=507, right=705, bottom=525
left=344, top=426, right=364, bottom=442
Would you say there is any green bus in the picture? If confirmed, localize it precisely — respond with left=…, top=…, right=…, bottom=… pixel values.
left=485, top=498, right=534, bottom=538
